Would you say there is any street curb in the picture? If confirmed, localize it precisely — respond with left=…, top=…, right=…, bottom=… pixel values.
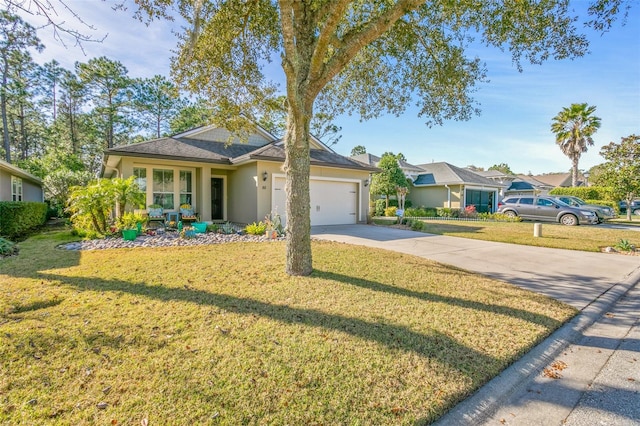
left=433, top=264, right=640, bottom=425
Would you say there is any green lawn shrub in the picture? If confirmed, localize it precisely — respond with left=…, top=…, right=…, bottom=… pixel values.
left=0, top=236, right=18, bottom=257
left=0, top=201, right=47, bottom=239
left=384, top=206, right=397, bottom=217
left=245, top=221, right=267, bottom=235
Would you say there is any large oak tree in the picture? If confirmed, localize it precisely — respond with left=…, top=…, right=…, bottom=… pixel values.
left=128, top=0, right=630, bottom=275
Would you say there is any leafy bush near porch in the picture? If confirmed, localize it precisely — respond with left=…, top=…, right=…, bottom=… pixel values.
left=0, top=201, right=47, bottom=239
left=67, top=177, right=144, bottom=237
left=245, top=221, right=267, bottom=235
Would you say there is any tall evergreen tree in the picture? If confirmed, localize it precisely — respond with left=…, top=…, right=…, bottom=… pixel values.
left=131, top=75, right=183, bottom=138
left=76, top=56, right=132, bottom=149
left=0, top=10, right=43, bottom=162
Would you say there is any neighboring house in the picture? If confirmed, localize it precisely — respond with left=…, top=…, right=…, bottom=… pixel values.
left=524, top=172, right=588, bottom=188
left=409, top=162, right=503, bottom=213
left=469, top=169, right=517, bottom=198
left=101, top=124, right=377, bottom=226
left=351, top=153, right=424, bottom=180
left=0, top=159, right=43, bottom=202
left=514, top=174, right=557, bottom=194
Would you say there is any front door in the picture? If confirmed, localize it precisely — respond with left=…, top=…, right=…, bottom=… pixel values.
left=211, top=178, right=223, bottom=220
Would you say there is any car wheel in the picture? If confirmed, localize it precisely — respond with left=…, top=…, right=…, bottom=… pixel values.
left=633, top=208, right=640, bottom=216
left=504, top=210, right=517, bottom=218
left=560, top=214, right=578, bottom=226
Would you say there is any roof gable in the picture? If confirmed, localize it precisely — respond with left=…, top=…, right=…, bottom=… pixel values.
left=175, top=124, right=276, bottom=147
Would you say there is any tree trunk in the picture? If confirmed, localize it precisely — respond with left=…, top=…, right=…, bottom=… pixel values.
left=571, top=156, right=579, bottom=187
left=283, top=100, right=313, bottom=276
left=1, top=58, right=10, bottom=163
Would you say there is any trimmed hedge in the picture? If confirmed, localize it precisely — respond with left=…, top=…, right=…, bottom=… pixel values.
left=548, top=186, right=616, bottom=201
left=0, top=201, right=48, bottom=239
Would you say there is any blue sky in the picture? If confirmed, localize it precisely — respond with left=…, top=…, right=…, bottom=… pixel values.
left=25, top=1, right=639, bottom=175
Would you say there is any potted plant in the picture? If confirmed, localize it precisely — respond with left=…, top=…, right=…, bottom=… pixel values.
left=264, top=211, right=283, bottom=239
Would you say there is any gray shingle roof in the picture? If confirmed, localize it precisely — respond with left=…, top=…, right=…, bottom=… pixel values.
left=413, top=162, right=501, bottom=187
left=106, top=136, right=377, bottom=171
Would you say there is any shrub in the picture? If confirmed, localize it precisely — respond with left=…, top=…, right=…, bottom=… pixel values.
left=245, top=221, right=267, bottom=235
left=117, top=212, right=147, bottom=231
left=490, top=213, right=522, bottom=222
left=207, top=223, right=220, bottom=233
left=410, top=220, right=425, bottom=231
left=374, top=199, right=386, bottom=216
left=437, top=207, right=460, bottom=218
left=549, top=186, right=616, bottom=201
left=0, top=201, right=48, bottom=239
left=0, top=237, right=18, bottom=257
left=384, top=206, right=397, bottom=217
left=460, top=205, right=478, bottom=218
left=404, top=207, right=437, bottom=217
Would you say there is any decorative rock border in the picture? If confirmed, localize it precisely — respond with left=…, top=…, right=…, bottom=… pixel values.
left=59, top=232, right=285, bottom=251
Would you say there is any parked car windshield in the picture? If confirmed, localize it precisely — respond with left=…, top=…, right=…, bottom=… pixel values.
left=553, top=198, right=573, bottom=207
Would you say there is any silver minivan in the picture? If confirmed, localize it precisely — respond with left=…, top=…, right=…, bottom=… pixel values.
left=497, top=196, right=598, bottom=226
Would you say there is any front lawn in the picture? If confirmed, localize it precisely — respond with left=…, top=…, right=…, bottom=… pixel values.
left=411, top=220, right=640, bottom=252
left=0, top=230, right=575, bottom=424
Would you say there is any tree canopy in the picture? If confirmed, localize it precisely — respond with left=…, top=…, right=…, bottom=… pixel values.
left=598, top=134, right=640, bottom=221
left=370, top=152, right=409, bottom=209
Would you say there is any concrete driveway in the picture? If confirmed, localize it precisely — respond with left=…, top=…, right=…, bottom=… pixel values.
left=311, top=224, right=640, bottom=310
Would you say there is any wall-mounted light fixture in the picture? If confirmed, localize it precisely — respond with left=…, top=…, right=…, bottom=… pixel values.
left=363, top=179, right=369, bottom=187
left=262, top=171, right=268, bottom=182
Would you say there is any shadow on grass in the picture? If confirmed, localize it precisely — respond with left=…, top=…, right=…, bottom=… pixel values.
left=37, top=271, right=500, bottom=386
left=313, top=270, right=566, bottom=329
left=10, top=298, right=63, bottom=313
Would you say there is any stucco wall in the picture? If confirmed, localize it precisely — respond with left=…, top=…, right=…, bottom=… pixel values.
left=227, top=163, right=258, bottom=224
left=407, top=185, right=463, bottom=209
left=0, top=168, right=9, bottom=201
left=0, top=167, right=43, bottom=202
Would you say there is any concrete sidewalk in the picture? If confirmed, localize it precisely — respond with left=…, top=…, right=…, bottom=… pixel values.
left=311, top=224, right=640, bottom=424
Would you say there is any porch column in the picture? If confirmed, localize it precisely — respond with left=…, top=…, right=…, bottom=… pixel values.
left=200, top=167, right=212, bottom=221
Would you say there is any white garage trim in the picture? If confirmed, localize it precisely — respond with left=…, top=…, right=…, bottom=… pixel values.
left=271, top=173, right=366, bottom=225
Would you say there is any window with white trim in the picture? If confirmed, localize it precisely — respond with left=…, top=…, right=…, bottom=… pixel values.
left=152, top=169, right=174, bottom=209
left=180, top=170, right=192, bottom=205
left=11, top=176, right=23, bottom=201
left=133, top=167, right=147, bottom=191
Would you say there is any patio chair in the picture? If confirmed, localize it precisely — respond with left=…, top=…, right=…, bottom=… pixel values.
left=147, top=204, right=165, bottom=230
left=179, top=203, right=198, bottom=225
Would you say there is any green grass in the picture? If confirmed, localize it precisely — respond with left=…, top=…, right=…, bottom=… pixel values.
left=409, top=220, right=640, bottom=252
left=0, top=230, right=576, bottom=425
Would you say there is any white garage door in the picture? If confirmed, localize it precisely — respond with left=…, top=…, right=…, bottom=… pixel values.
left=272, top=177, right=358, bottom=226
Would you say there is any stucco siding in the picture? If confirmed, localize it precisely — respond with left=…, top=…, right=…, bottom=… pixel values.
left=0, top=166, right=43, bottom=202
left=0, top=168, right=9, bottom=201
left=227, top=163, right=258, bottom=224
left=408, top=185, right=463, bottom=209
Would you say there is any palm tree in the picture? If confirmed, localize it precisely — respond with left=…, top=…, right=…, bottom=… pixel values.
left=551, top=103, right=601, bottom=187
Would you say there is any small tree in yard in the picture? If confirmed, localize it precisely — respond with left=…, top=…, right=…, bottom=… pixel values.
left=598, top=134, right=640, bottom=221
left=67, top=177, right=144, bottom=235
left=370, top=153, right=408, bottom=210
